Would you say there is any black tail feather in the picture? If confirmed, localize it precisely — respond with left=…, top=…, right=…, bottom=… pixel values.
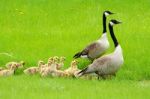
left=78, top=67, right=88, bottom=76
left=73, top=52, right=82, bottom=58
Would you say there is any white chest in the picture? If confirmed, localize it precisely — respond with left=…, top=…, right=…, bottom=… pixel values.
left=97, top=33, right=109, bottom=50
left=112, top=45, right=124, bottom=67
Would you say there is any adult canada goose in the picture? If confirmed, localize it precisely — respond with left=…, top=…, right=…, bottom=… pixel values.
left=73, top=11, right=114, bottom=60
left=78, top=19, right=124, bottom=79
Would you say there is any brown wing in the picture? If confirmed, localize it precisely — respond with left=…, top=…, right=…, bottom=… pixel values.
left=78, top=55, right=112, bottom=75
left=81, top=42, right=97, bottom=55
left=73, top=42, right=99, bottom=59
left=89, top=43, right=103, bottom=55
left=91, top=56, right=112, bottom=70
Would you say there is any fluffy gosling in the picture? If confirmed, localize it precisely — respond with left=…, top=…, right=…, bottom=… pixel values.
left=41, top=58, right=67, bottom=77
left=24, top=67, right=39, bottom=75
left=64, top=60, right=80, bottom=77
left=0, top=64, right=18, bottom=77
left=38, top=60, right=47, bottom=74
left=24, top=60, right=45, bottom=75
left=6, top=61, right=25, bottom=69
left=0, top=67, right=4, bottom=71
left=56, top=56, right=66, bottom=70
left=51, top=68, right=69, bottom=77
left=40, top=60, right=53, bottom=76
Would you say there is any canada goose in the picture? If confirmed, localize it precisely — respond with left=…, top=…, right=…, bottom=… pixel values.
left=41, top=63, right=68, bottom=77
left=41, top=56, right=67, bottom=77
left=6, top=61, right=25, bottom=69
left=40, top=58, right=59, bottom=77
left=51, top=69, right=69, bottom=77
left=78, top=19, right=124, bottom=79
left=53, top=56, right=59, bottom=63
left=39, top=60, right=53, bottom=75
left=73, top=11, right=114, bottom=60
left=64, top=60, right=80, bottom=77
left=50, top=60, right=68, bottom=77
left=48, top=57, right=53, bottom=62
left=24, top=60, right=45, bottom=75
left=38, top=60, right=45, bottom=67
left=24, top=67, right=39, bottom=75
left=0, top=67, right=4, bottom=71
left=56, top=56, right=66, bottom=70
left=38, top=60, right=46, bottom=70
left=0, top=64, right=18, bottom=77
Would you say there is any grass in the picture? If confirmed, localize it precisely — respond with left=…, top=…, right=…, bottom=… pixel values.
left=0, top=0, right=150, bottom=99
left=0, top=76, right=150, bottom=99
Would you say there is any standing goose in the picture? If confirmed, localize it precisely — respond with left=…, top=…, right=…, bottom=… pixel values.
left=78, top=19, right=124, bottom=79
left=73, top=11, right=114, bottom=60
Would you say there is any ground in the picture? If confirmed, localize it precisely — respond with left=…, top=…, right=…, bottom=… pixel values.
left=0, top=0, right=150, bottom=99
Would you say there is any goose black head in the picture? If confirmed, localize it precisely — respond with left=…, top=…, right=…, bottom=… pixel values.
left=104, top=11, right=114, bottom=16
left=110, top=19, right=122, bottom=26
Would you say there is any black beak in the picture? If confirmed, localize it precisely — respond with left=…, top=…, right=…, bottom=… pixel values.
left=116, top=21, right=122, bottom=24
left=110, top=12, right=115, bottom=14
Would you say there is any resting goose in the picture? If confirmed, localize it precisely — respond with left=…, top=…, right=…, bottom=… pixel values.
left=78, top=19, right=124, bottom=79
left=73, top=11, right=114, bottom=60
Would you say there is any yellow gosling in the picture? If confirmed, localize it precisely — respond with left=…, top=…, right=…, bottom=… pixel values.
left=38, top=60, right=47, bottom=73
left=0, top=64, right=18, bottom=77
left=40, top=66, right=52, bottom=77
left=40, top=56, right=64, bottom=77
left=23, top=67, right=39, bottom=75
left=51, top=69, right=69, bottom=77
left=56, top=56, right=66, bottom=70
left=53, top=56, right=59, bottom=63
left=6, top=61, right=25, bottom=69
left=38, top=60, right=45, bottom=68
left=48, top=57, right=53, bottom=62
left=0, top=67, right=4, bottom=71
left=40, top=57, right=62, bottom=77
left=64, top=60, right=80, bottom=77
left=24, top=60, right=45, bottom=75
left=39, top=60, right=53, bottom=75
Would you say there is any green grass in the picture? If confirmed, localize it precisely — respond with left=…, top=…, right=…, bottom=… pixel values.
left=0, top=76, right=150, bottom=99
left=0, top=0, right=150, bottom=99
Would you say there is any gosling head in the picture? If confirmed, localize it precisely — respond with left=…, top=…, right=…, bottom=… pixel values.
left=60, top=56, right=66, bottom=62
left=17, top=61, right=25, bottom=68
left=48, top=57, right=53, bottom=61
left=47, top=60, right=53, bottom=66
left=38, top=60, right=45, bottom=67
left=52, top=56, right=59, bottom=63
left=71, top=60, right=78, bottom=68
left=10, top=63, right=18, bottom=70
left=53, top=56, right=59, bottom=59
left=20, top=61, right=25, bottom=65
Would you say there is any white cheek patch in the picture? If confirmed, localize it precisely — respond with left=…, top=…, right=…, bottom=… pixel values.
left=105, top=12, right=109, bottom=16
left=81, top=55, right=88, bottom=58
left=110, top=22, right=114, bottom=26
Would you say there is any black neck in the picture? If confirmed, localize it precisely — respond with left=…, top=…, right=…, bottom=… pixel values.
left=102, top=14, right=106, bottom=33
left=109, top=24, right=118, bottom=47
